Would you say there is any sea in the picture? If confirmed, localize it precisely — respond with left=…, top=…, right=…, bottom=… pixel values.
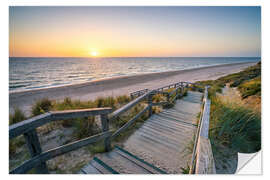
left=9, top=57, right=260, bottom=93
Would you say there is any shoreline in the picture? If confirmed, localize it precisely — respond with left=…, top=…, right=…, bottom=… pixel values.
left=9, top=62, right=257, bottom=115
left=10, top=61, right=256, bottom=95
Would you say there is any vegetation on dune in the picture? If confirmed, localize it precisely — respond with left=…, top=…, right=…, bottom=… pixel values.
left=238, top=77, right=261, bottom=98
left=9, top=108, right=27, bottom=156
left=194, top=62, right=261, bottom=172
left=196, top=61, right=261, bottom=99
left=209, top=95, right=261, bottom=153
left=9, top=108, right=26, bottom=125
left=31, top=98, right=53, bottom=116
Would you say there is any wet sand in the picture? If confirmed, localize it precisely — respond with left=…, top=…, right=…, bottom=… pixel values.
left=9, top=62, right=256, bottom=116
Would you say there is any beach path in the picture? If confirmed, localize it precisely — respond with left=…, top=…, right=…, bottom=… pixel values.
left=80, top=91, right=202, bottom=174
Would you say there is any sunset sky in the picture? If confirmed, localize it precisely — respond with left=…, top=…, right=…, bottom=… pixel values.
left=9, top=6, right=261, bottom=57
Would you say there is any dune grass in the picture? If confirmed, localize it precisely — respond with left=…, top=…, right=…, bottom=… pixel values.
left=194, top=62, right=261, bottom=172
left=9, top=108, right=26, bottom=125
left=238, top=77, right=261, bottom=98
left=209, top=95, right=261, bottom=153
left=196, top=61, right=261, bottom=98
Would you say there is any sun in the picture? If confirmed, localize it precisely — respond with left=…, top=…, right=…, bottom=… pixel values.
left=90, top=51, right=98, bottom=57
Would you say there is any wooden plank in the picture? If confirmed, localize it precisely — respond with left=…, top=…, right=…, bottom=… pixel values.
left=190, top=86, right=216, bottom=174
left=91, top=158, right=115, bottom=174
left=148, top=93, right=153, bottom=117
left=92, top=157, right=119, bottom=174
left=50, top=108, right=113, bottom=120
left=101, top=114, right=111, bottom=151
left=23, top=129, right=48, bottom=174
left=9, top=108, right=112, bottom=139
left=189, top=93, right=206, bottom=174
left=77, top=169, right=87, bottom=174
left=9, top=113, right=52, bottom=139
left=111, top=105, right=150, bottom=139
left=195, top=137, right=216, bottom=174
left=110, top=91, right=152, bottom=121
left=130, top=89, right=149, bottom=97
left=10, top=131, right=112, bottom=174
left=115, top=146, right=166, bottom=174
left=200, top=99, right=211, bottom=138
left=81, top=164, right=100, bottom=174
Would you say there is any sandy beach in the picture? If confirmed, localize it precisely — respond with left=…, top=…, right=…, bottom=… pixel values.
left=9, top=62, right=256, bottom=115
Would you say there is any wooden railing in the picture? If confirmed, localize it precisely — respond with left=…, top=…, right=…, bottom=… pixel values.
left=9, top=81, right=196, bottom=174
left=130, top=89, right=149, bottom=99
left=9, top=108, right=113, bottom=174
left=189, top=86, right=216, bottom=174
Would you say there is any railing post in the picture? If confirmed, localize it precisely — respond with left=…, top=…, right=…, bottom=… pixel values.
left=148, top=93, right=153, bottom=117
left=166, top=93, right=170, bottom=103
left=101, top=114, right=111, bottom=152
left=23, top=129, right=49, bottom=174
left=176, top=87, right=180, bottom=99
left=181, top=83, right=184, bottom=96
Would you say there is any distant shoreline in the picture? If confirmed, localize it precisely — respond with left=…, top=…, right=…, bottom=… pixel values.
left=9, top=61, right=258, bottom=94
left=9, top=61, right=257, bottom=116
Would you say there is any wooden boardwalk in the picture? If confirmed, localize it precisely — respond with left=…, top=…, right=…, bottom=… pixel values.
left=80, top=91, right=203, bottom=174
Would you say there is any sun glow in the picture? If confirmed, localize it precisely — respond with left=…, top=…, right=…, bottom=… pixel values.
left=90, top=51, right=98, bottom=57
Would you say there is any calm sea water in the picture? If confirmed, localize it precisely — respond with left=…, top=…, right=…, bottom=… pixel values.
left=9, top=57, right=260, bottom=92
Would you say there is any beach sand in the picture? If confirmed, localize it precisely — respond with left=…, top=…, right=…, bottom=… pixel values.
left=9, top=62, right=256, bottom=116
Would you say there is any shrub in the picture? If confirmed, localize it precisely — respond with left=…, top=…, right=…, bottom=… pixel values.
left=238, top=77, right=261, bottom=98
left=116, top=95, right=131, bottom=105
left=181, top=165, right=190, bottom=174
left=88, top=141, right=106, bottom=154
left=9, top=136, right=25, bottom=155
left=9, top=108, right=26, bottom=125
left=152, top=94, right=164, bottom=103
left=209, top=96, right=261, bottom=153
left=94, top=96, right=116, bottom=109
left=197, top=61, right=261, bottom=97
left=31, top=98, right=52, bottom=116
left=73, top=117, right=96, bottom=139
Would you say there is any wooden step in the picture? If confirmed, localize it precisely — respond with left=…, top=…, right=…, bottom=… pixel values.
left=96, top=150, right=150, bottom=174
left=114, top=146, right=167, bottom=174
left=80, top=157, right=119, bottom=174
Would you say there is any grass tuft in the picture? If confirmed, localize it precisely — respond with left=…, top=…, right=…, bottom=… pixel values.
left=9, top=108, right=26, bottom=125
left=209, top=95, right=261, bottom=153
left=31, top=98, right=52, bottom=116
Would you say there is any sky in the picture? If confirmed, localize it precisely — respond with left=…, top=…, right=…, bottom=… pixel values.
left=9, top=6, right=261, bottom=57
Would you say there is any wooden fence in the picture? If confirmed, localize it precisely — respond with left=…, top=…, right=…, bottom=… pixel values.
left=189, top=86, right=216, bottom=174
left=9, top=81, right=195, bottom=174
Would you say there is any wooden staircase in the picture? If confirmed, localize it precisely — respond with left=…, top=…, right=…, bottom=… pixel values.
left=80, top=91, right=203, bottom=174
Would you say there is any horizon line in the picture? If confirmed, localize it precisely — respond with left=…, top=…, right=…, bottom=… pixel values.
left=9, top=56, right=261, bottom=58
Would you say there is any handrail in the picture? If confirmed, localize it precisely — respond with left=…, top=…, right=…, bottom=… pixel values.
left=110, top=91, right=153, bottom=121
left=189, top=87, right=207, bottom=174
left=10, top=81, right=202, bottom=174
left=9, top=108, right=113, bottom=174
left=129, top=81, right=202, bottom=97
left=189, top=86, right=216, bottom=174
left=130, top=89, right=149, bottom=99
left=10, top=131, right=113, bottom=174
left=9, top=108, right=113, bottom=139
left=111, top=105, right=150, bottom=139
